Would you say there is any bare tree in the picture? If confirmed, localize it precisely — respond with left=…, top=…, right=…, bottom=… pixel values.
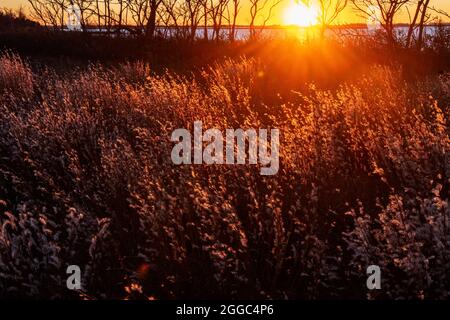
left=228, top=0, right=240, bottom=41
left=405, top=0, right=436, bottom=49
left=28, top=0, right=69, bottom=29
left=249, top=0, right=282, bottom=39
left=159, top=0, right=182, bottom=32
left=317, top=0, right=348, bottom=38
left=415, top=0, right=431, bottom=49
left=406, top=0, right=424, bottom=47
left=127, top=0, right=163, bottom=37
left=158, top=0, right=178, bottom=36
left=351, top=0, right=411, bottom=47
left=202, top=0, right=209, bottom=39
left=182, top=0, right=204, bottom=39
left=91, top=0, right=102, bottom=29
left=146, top=0, right=164, bottom=38
left=128, top=0, right=148, bottom=32
left=209, top=0, right=229, bottom=40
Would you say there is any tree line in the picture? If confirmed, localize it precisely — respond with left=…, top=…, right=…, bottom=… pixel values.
left=27, top=0, right=280, bottom=40
left=26, top=0, right=450, bottom=47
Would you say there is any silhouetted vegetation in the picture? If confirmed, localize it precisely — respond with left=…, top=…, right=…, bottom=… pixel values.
left=1, top=3, right=450, bottom=300
left=0, top=8, right=41, bottom=32
left=1, top=44, right=450, bottom=299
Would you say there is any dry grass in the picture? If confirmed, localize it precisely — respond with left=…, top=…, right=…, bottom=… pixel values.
left=0, top=52, right=449, bottom=299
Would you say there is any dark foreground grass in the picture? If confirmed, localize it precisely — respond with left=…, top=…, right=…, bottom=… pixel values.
left=0, top=36, right=450, bottom=299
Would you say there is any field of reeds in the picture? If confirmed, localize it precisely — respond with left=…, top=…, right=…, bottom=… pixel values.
left=0, top=42, right=450, bottom=300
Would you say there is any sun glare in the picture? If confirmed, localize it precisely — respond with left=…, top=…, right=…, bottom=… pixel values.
left=283, top=1, right=319, bottom=27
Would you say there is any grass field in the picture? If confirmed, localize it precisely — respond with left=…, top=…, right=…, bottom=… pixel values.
left=1, top=34, right=450, bottom=298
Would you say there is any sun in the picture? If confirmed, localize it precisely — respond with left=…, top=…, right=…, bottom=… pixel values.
left=283, top=1, right=320, bottom=27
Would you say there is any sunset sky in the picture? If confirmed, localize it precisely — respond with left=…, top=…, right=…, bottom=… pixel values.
left=2, top=0, right=450, bottom=25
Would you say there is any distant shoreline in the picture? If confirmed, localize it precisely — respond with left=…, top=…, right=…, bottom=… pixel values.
left=53, top=23, right=450, bottom=32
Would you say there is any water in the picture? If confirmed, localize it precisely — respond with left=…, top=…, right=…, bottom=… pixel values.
left=82, top=25, right=449, bottom=42
left=232, top=25, right=448, bottom=41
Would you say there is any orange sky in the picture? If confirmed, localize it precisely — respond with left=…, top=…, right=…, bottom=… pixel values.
left=2, top=0, right=450, bottom=25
